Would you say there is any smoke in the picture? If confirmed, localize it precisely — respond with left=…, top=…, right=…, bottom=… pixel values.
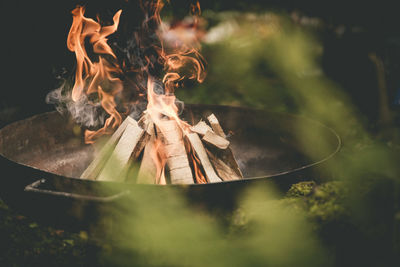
left=46, top=78, right=107, bottom=129
left=46, top=0, right=198, bottom=130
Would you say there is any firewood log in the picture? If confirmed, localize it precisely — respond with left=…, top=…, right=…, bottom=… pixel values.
left=190, top=120, right=212, bottom=136
left=206, top=146, right=243, bottom=181
left=136, top=134, right=158, bottom=184
left=157, top=120, right=194, bottom=184
left=80, top=116, right=133, bottom=180
left=205, top=113, right=242, bottom=180
left=202, top=130, right=230, bottom=149
left=186, top=133, right=222, bottom=183
left=207, top=113, right=226, bottom=138
left=97, top=119, right=145, bottom=182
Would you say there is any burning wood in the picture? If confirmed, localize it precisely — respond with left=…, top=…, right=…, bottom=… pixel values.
left=80, top=117, right=132, bottom=180
left=207, top=114, right=226, bottom=138
left=137, top=135, right=159, bottom=184
left=202, top=130, right=230, bottom=149
left=158, top=120, right=194, bottom=184
left=80, top=112, right=242, bottom=184
left=97, top=118, right=145, bottom=182
left=206, top=148, right=243, bottom=181
left=205, top=114, right=243, bottom=181
left=63, top=3, right=243, bottom=184
left=190, top=120, right=212, bottom=136
left=186, top=133, right=222, bottom=183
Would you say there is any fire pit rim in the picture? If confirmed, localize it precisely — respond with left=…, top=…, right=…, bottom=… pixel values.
left=0, top=104, right=341, bottom=187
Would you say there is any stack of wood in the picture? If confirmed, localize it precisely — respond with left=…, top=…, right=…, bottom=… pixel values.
left=80, top=113, right=243, bottom=184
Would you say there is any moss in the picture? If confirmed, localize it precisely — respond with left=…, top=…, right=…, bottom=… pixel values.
left=0, top=198, right=101, bottom=267
left=286, top=181, right=317, bottom=198
left=285, top=181, right=349, bottom=224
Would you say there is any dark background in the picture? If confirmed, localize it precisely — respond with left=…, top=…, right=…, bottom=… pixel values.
left=1, top=0, right=400, bottom=127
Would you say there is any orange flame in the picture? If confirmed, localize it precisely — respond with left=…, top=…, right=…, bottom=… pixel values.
left=146, top=0, right=206, bottom=122
left=67, top=6, right=123, bottom=143
left=159, top=0, right=206, bottom=95
left=162, top=50, right=206, bottom=94
left=144, top=0, right=207, bottom=184
left=151, top=138, right=167, bottom=185
left=67, top=2, right=209, bottom=184
left=185, top=137, right=207, bottom=184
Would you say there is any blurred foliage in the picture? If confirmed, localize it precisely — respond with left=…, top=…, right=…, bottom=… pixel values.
left=98, top=184, right=329, bottom=267
left=175, top=10, right=400, bottom=266
left=286, top=179, right=400, bottom=266
left=178, top=12, right=359, bottom=133
left=177, top=10, right=400, bottom=183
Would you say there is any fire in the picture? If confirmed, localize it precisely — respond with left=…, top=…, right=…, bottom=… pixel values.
left=144, top=0, right=207, bottom=183
left=67, top=6, right=123, bottom=143
left=185, top=139, right=207, bottom=184
left=150, top=138, right=167, bottom=185
left=66, top=2, right=205, bottom=144
left=67, top=1, right=239, bottom=184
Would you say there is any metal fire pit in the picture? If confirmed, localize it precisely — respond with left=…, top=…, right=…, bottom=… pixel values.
left=0, top=104, right=340, bottom=228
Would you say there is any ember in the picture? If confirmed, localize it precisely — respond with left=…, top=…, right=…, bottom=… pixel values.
left=64, top=1, right=243, bottom=184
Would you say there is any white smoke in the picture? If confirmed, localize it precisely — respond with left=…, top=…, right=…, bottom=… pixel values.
left=46, top=80, right=107, bottom=129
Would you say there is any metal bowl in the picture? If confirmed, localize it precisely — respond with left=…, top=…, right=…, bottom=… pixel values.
left=0, top=104, right=340, bottom=228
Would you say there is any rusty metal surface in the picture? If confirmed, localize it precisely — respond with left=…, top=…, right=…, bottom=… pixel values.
left=0, top=104, right=340, bottom=229
left=0, top=105, right=340, bottom=181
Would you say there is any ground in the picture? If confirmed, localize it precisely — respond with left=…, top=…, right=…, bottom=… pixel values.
left=1, top=180, right=399, bottom=266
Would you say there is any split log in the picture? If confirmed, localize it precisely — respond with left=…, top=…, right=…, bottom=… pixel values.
left=80, top=116, right=132, bottom=180
left=202, top=130, right=230, bottom=149
left=204, top=113, right=242, bottom=180
left=169, top=167, right=194, bottom=184
left=158, top=168, right=167, bottom=185
left=82, top=112, right=241, bottom=184
left=133, top=132, right=149, bottom=160
left=138, top=112, right=155, bottom=135
left=190, top=120, right=212, bottom=136
left=132, top=120, right=152, bottom=161
left=206, top=147, right=243, bottom=181
left=205, top=113, right=242, bottom=180
left=186, top=133, right=222, bottom=183
left=97, top=119, right=145, bottom=182
left=207, top=114, right=226, bottom=138
left=136, top=134, right=158, bottom=184
left=157, top=120, right=194, bottom=184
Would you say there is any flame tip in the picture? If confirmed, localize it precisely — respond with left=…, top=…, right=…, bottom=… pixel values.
left=67, top=1, right=206, bottom=147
